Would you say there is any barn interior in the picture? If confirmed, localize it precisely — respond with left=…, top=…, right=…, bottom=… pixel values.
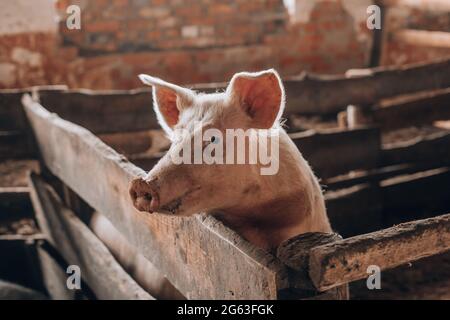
left=1, top=0, right=450, bottom=300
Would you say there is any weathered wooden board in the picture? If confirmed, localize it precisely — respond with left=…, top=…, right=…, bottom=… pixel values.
left=23, top=95, right=289, bottom=299
left=36, top=89, right=159, bottom=134
left=381, top=131, right=450, bottom=166
left=276, top=232, right=349, bottom=300
left=291, top=127, right=381, bottom=179
left=193, top=58, right=450, bottom=115
left=392, top=29, right=450, bottom=49
left=0, top=130, right=34, bottom=160
left=325, top=184, right=383, bottom=238
left=36, top=245, right=76, bottom=300
left=28, top=172, right=153, bottom=300
left=284, top=58, right=450, bottom=115
left=0, top=86, right=67, bottom=131
left=373, top=88, right=450, bottom=130
left=382, top=0, right=450, bottom=10
left=381, top=168, right=450, bottom=224
left=309, top=213, right=450, bottom=291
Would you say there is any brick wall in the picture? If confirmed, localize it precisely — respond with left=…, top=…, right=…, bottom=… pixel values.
left=56, top=0, right=288, bottom=53
left=381, top=4, right=450, bottom=65
left=1, top=0, right=376, bottom=90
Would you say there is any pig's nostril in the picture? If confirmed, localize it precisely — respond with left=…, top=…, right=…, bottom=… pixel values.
left=144, top=193, right=152, bottom=201
left=129, top=178, right=159, bottom=213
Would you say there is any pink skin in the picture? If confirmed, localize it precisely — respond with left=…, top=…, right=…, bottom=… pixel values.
left=129, top=70, right=331, bottom=250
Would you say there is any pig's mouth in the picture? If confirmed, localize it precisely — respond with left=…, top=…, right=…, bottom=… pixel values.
left=159, top=187, right=201, bottom=215
left=160, top=197, right=183, bottom=215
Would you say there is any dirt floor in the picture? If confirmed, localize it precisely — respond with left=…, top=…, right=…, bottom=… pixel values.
left=0, top=160, right=39, bottom=188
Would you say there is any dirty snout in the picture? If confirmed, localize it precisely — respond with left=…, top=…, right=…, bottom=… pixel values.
left=129, top=178, right=160, bottom=213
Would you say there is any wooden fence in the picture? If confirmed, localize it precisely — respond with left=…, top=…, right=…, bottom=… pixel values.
left=1, top=57, right=450, bottom=299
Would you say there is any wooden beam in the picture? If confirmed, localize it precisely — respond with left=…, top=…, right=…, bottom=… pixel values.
left=285, top=58, right=450, bottom=115
left=309, top=213, right=450, bottom=291
left=23, top=95, right=289, bottom=299
left=189, top=58, right=450, bottom=115
left=0, top=131, right=34, bottom=160
left=382, top=0, right=450, bottom=11
left=290, top=127, right=381, bottom=179
left=36, top=89, right=159, bottom=134
left=381, top=168, right=450, bottom=224
left=28, top=172, right=153, bottom=300
left=381, top=131, right=450, bottom=166
left=325, top=184, right=383, bottom=238
left=373, top=88, right=450, bottom=130
left=98, top=130, right=169, bottom=156
left=276, top=232, right=349, bottom=300
left=392, top=29, right=450, bottom=49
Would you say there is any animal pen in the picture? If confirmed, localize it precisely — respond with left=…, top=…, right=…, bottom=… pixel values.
left=1, top=57, right=450, bottom=300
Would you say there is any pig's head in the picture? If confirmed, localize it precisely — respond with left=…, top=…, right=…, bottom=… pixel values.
left=129, top=69, right=285, bottom=217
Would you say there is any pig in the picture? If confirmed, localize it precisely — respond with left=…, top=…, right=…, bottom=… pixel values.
left=129, top=69, right=331, bottom=251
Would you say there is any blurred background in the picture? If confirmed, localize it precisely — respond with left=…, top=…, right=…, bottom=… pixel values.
left=1, top=0, right=449, bottom=90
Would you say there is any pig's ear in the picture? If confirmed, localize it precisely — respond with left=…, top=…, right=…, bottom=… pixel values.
left=227, top=69, right=285, bottom=129
left=139, top=74, right=194, bottom=135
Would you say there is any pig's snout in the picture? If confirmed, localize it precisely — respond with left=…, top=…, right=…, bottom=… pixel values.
left=129, top=178, right=160, bottom=213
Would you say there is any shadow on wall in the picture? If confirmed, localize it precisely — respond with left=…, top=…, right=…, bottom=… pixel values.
left=0, top=0, right=375, bottom=90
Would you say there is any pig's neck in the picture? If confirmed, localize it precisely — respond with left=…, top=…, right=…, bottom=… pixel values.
left=217, top=130, right=331, bottom=251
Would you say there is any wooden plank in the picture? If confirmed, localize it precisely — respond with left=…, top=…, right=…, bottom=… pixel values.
left=28, top=172, right=153, bottom=300
left=284, top=58, right=450, bottom=115
left=189, top=58, right=450, bottom=115
left=382, top=0, right=450, bottom=11
left=36, top=89, right=159, bottom=134
left=276, top=232, right=349, bottom=300
left=381, top=168, right=450, bottom=224
left=36, top=245, right=76, bottom=300
left=290, top=127, right=381, bottom=179
left=373, top=88, right=450, bottom=130
left=309, top=213, right=450, bottom=291
left=0, top=131, right=34, bottom=160
left=0, top=86, right=67, bottom=131
left=392, top=29, right=450, bottom=49
left=23, top=95, right=288, bottom=299
left=98, top=130, right=169, bottom=156
left=381, top=131, right=450, bottom=166
left=325, top=184, right=383, bottom=238
left=325, top=161, right=450, bottom=190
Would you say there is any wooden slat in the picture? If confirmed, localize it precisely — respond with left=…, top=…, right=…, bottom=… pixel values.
left=23, top=95, right=288, bottom=299
left=325, top=184, right=383, bottom=237
left=382, top=0, right=450, bottom=11
left=381, top=131, right=450, bottom=166
left=185, top=58, right=450, bottom=115
left=0, top=86, right=67, bottom=131
left=392, top=29, right=450, bottom=49
left=36, top=89, right=159, bottom=134
left=325, top=161, right=449, bottom=190
left=285, top=58, right=450, bottom=114
left=290, top=127, right=381, bottom=179
left=28, top=172, right=153, bottom=300
left=309, top=213, right=450, bottom=291
left=36, top=245, right=76, bottom=300
left=381, top=168, right=450, bottom=223
left=373, top=88, right=450, bottom=130
left=0, top=131, right=34, bottom=160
